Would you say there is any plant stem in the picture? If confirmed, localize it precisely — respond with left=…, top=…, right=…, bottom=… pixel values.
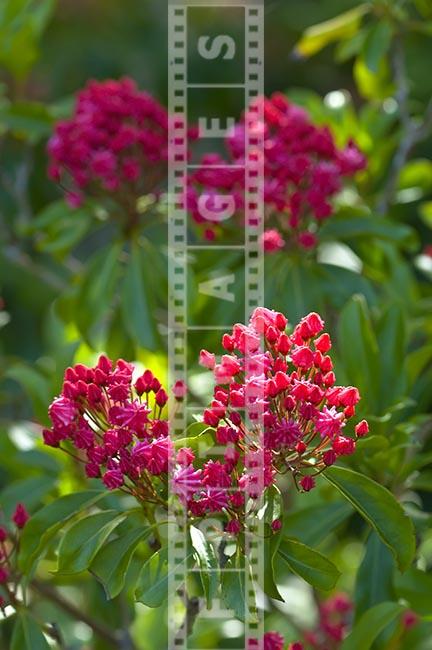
left=31, top=580, right=131, bottom=648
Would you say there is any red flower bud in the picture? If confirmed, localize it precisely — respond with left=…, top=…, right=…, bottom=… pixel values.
left=155, top=388, right=168, bottom=407
left=300, top=475, right=315, bottom=492
left=277, top=333, right=291, bottom=355
left=355, top=419, right=369, bottom=437
left=315, top=333, right=331, bottom=353
left=323, top=450, right=337, bottom=466
left=296, top=441, right=307, bottom=454
left=12, top=503, right=29, bottom=529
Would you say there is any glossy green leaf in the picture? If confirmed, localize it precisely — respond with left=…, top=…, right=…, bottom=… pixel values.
left=283, top=500, right=352, bottom=547
left=11, top=613, right=50, bottom=650
left=190, top=525, right=219, bottom=609
left=363, top=21, right=393, bottom=73
left=76, top=243, right=122, bottom=345
left=337, top=294, right=380, bottom=412
left=57, top=510, right=126, bottom=575
left=0, top=476, right=55, bottom=519
left=91, top=525, right=150, bottom=599
left=221, top=557, right=255, bottom=622
left=376, top=304, right=407, bottom=410
left=320, top=215, right=417, bottom=249
left=277, top=538, right=340, bottom=591
left=121, top=242, right=157, bottom=350
left=5, top=363, right=51, bottom=423
left=355, top=531, right=396, bottom=619
left=324, top=466, right=415, bottom=571
left=294, top=5, right=369, bottom=57
left=19, top=490, right=105, bottom=575
left=341, top=602, right=403, bottom=650
left=395, top=568, right=432, bottom=616
left=135, top=546, right=194, bottom=608
left=264, top=537, right=284, bottom=602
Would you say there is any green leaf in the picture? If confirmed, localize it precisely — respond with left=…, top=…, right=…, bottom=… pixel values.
left=323, top=466, right=415, bottom=572
left=354, top=55, right=394, bottom=100
left=57, top=510, right=126, bottom=575
left=75, top=242, right=121, bottom=345
left=135, top=546, right=194, bottom=608
left=341, top=602, right=403, bottom=650
left=0, top=476, right=55, bottom=520
left=32, top=200, right=91, bottom=256
left=91, top=525, right=150, bottom=599
left=277, top=538, right=340, bottom=591
left=19, top=490, right=105, bottom=575
left=5, top=363, right=51, bottom=423
left=376, top=304, right=407, bottom=410
left=11, top=613, right=50, bottom=650
left=355, top=531, right=396, bottom=619
left=190, top=525, right=219, bottom=609
left=283, top=500, right=352, bottom=547
left=121, top=242, right=157, bottom=350
left=0, top=100, right=54, bottom=142
left=337, top=294, right=380, bottom=412
left=395, top=568, right=432, bottom=616
left=294, top=4, right=370, bottom=57
left=221, top=557, right=254, bottom=622
left=264, top=537, right=284, bottom=602
left=260, top=484, right=282, bottom=526
left=363, top=21, right=393, bottom=73
left=319, top=214, right=417, bottom=250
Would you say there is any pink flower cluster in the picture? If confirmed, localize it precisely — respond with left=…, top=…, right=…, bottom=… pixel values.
left=44, top=356, right=186, bottom=501
left=43, top=307, right=368, bottom=534
left=0, top=503, right=30, bottom=609
left=249, top=632, right=285, bottom=650
left=199, top=307, right=368, bottom=505
left=186, top=93, right=366, bottom=250
left=254, top=593, right=418, bottom=650
left=303, top=593, right=353, bottom=648
left=47, top=78, right=170, bottom=209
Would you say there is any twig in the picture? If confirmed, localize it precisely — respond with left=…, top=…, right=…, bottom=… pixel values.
left=169, top=590, right=201, bottom=650
left=378, top=35, right=432, bottom=214
left=31, top=580, right=126, bottom=648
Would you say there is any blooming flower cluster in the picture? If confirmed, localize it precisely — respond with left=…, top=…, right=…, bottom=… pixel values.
left=47, top=78, right=170, bottom=210
left=0, top=503, right=29, bottom=611
left=43, top=307, right=368, bottom=536
left=186, top=93, right=366, bottom=250
left=44, top=356, right=191, bottom=504
left=199, top=307, right=369, bottom=507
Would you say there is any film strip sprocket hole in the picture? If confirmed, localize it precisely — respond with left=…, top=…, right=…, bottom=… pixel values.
left=168, top=2, right=264, bottom=648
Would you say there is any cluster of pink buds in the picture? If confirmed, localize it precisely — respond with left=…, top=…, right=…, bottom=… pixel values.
left=47, top=78, right=171, bottom=209
left=249, top=632, right=285, bottom=650
left=200, top=307, right=368, bottom=501
left=299, top=592, right=417, bottom=649
left=303, top=593, right=353, bottom=648
left=186, top=93, right=366, bottom=250
left=0, top=503, right=29, bottom=610
left=44, top=356, right=188, bottom=503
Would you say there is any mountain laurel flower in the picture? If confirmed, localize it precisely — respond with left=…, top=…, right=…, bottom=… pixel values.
left=44, top=308, right=366, bottom=528
left=199, top=307, right=366, bottom=496
left=187, top=93, right=366, bottom=249
left=47, top=77, right=196, bottom=226
left=249, top=632, right=285, bottom=650
left=44, top=357, right=206, bottom=512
